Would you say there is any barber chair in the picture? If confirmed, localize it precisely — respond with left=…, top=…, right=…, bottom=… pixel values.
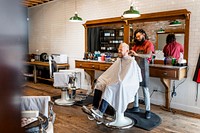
left=21, top=96, right=55, bottom=133
left=53, top=69, right=82, bottom=106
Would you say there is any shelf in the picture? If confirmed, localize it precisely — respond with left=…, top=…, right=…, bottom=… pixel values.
left=37, top=77, right=53, bottom=82
left=99, top=28, right=124, bottom=54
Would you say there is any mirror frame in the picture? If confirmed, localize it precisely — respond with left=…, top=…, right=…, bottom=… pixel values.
left=84, top=9, right=191, bottom=61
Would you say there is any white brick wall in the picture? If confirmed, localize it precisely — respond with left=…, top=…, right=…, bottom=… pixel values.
left=28, top=0, right=200, bottom=114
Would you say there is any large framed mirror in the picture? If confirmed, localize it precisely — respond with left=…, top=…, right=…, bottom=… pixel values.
left=84, top=9, right=190, bottom=61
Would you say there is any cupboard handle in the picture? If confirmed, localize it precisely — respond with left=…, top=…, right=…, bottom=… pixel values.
left=163, top=72, right=168, bottom=75
left=92, top=65, right=95, bottom=68
left=79, top=64, right=82, bottom=67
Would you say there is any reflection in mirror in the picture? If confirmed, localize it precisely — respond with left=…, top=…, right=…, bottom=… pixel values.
left=129, top=20, right=185, bottom=47
left=129, top=20, right=186, bottom=60
left=157, top=33, right=185, bottom=50
left=87, top=24, right=124, bottom=58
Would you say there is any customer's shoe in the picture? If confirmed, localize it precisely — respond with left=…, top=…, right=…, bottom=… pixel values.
left=145, top=111, right=151, bottom=119
left=131, top=107, right=140, bottom=112
left=91, top=108, right=103, bottom=118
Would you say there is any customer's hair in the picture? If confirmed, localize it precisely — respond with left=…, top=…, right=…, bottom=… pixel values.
left=133, top=29, right=149, bottom=40
left=120, top=42, right=129, bottom=50
left=166, top=33, right=176, bottom=44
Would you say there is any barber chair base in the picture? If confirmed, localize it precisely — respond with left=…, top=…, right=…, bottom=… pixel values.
left=82, top=106, right=133, bottom=129
left=55, top=90, right=75, bottom=106
left=46, top=122, right=54, bottom=133
left=55, top=99, right=74, bottom=106
left=106, top=113, right=134, bottom=129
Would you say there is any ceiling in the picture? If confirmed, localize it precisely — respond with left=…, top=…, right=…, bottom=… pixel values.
left=23, top=0, right=54, bottom=7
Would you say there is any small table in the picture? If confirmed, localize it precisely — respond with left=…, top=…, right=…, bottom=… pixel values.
left=25, top=61, right=69, bottom=83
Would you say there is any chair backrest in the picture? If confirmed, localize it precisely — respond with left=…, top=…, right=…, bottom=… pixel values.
left=49, top=55, right=58, bottom=78
left=21, top=96, right=51, bottom=117
left=53, top=70, right=82, bottom=88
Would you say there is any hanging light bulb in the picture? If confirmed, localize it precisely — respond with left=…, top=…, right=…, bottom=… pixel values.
left=122, top=0, right=140, bottom=18
left=69, top=0, right=83, bottom=22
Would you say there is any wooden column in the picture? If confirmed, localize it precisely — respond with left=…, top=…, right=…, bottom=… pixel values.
left=123, top=22, right=130, bottom=44
left=160, top=78, right=171, bottom=111
left=85, top=70, right=95, bottom=92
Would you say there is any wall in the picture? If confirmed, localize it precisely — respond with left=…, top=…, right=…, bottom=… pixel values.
left=28, top=0, right=200, bottom=114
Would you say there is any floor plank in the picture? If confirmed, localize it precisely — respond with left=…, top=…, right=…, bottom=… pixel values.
left=22, top=81, right=200, bottom=133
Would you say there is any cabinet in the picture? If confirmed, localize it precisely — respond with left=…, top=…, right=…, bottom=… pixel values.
left=75, top=61, right=100, bottom=70
left=99, top=29, right=124, bottom=53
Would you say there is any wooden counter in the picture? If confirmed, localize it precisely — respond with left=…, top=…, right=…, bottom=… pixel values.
left=25, top=61, right=69, bottom=83
left=75, top=60, right=187, bottom=110
left=149, top=64, right=187, bottom=110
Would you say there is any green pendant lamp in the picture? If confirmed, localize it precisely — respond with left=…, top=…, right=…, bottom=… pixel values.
left=169, top=20, right=182, bottom=27
left=123, top=1, right=140, bottom=18
left=69, top=0, right=83, bottom=22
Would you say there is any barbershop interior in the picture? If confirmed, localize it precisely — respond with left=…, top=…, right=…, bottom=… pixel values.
left=1, top=0, right=200, bottom=133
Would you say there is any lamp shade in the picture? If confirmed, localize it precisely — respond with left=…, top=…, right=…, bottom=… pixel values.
left=169, top=20, right=182, bottom=26
left=123, top=6, right=140, bottom=18
left=69, top=12, right=83, bottom=22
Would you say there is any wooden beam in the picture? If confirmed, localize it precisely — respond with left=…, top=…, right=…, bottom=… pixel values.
left=23, top=0, right=54, bottom=7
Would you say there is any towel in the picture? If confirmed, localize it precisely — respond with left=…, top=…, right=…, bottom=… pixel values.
left=96, top=56, right=142, bottom=114
left=53, top=72, right=69, bottom=87
left=53, top=70, right=82, bottom=88
left=21, top=96, right=50, bottom=117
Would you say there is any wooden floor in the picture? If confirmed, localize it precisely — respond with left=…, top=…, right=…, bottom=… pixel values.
left=23, top=81, right=200, bottom=133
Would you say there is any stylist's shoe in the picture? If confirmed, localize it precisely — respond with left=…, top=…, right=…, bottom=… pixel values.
left=131, top=107, right=140, bottom=112
left=91, top=108, right=103, bottom=118
left=145, top=111, right=151, bottom=119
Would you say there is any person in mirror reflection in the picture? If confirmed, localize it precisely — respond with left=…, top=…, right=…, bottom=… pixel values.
left=163, top=33, right=184, bottom=60
left=90, top=43, right=142, bottom=119
left=129, top=29, right=155, bottom=119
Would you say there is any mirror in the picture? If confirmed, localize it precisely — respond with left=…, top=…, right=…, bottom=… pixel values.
left=84, top=9, right=190, bottom=61
left=129, top=20, right=185, bottom=49
left=129, top=19, right=186, bottom=60
left=86, top=24, right=125, bottom=58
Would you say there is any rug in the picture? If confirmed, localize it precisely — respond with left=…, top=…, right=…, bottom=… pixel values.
left=125, top=109, right=162, bottom=131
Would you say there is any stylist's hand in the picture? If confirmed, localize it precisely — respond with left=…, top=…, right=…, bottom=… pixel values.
left=129, top=50, right=138, bottom=56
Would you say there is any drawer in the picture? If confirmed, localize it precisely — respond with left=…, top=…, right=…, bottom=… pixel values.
left=150, top=67, right=178, bottom=79
left=99, top=63, right=112, bottom=71
left=75, top=61, right=99, bottom=70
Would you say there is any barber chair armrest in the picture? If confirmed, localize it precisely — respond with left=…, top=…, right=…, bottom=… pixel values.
left=48, top=101, right=56, bottom=124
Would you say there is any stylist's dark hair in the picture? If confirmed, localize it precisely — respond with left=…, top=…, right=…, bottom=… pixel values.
left=166, top=33, right=176, bottom=44
left=133, top=29, right=149, bottom=40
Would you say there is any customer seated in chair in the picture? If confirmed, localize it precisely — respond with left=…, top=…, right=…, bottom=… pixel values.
left=91, top=43, right=142, bottom=120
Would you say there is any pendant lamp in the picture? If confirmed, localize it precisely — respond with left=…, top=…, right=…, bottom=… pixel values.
left=169, top=20, right=182, bottom=27
left=69, top=0, right=83, bottom=22
left=122, top=1, right=140, bottom=18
